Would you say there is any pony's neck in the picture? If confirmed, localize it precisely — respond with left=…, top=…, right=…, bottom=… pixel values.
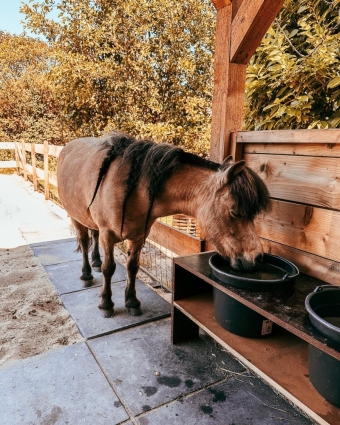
left=153, top=164, right=214, bottom=219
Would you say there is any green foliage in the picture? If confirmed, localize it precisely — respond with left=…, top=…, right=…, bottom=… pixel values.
left=244, top=0, right=340, bottom=130
left=21, top=0, right=216, bottom=155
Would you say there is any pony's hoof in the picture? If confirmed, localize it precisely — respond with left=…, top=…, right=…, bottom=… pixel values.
left=80, top=274, right=93, bottom=281
left=100, top=308, right=115, bottom=318
left=92, top=266, right=102, bottom=272
left=91, top=260, right=102, bottom=270
left=127, top=307, right=143, bottom=316
left=82, top=280, right=94, bottom=288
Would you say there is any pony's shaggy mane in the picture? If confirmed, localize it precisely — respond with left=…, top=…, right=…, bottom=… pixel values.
left=89, top=131, right=270, bottom=239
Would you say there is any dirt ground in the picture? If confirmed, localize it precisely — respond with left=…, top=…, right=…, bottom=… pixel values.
left=0, top=243, right=171, bottom=370
left=0, top=244, right=82, bottom=369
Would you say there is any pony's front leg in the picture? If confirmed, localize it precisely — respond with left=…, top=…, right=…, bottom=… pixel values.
left=71, top=218, right=93, bottom=284
left=91, top=229, right=102, bottom=270
left=98, top=229, right=116, bottom=318
left=125, top=239, right=143, bottom=316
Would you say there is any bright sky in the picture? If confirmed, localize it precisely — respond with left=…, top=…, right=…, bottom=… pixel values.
left=0, top=0, right=30, bottom=35
left=0, top=0, right=59, bottom=38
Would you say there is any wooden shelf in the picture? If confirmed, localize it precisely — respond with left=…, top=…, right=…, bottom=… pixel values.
left=172, top=252, right=340, bottom=425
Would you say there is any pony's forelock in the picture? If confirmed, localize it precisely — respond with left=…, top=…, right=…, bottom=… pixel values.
left=229, top=167, right=271, bottom=221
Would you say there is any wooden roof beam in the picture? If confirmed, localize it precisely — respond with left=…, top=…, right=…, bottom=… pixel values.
left=230, top=0, right=285, bottom=64
left=211, top=0, right=231, bottom=11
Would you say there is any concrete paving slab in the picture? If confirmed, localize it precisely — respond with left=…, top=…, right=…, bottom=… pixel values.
left=31, top=238, right=82, bottom=265
left=0, top=342, right=129, bottom=425
left=136, top=377, right=313, bottom=425
left=44, top=259, right=126, bottom=295
left=61, top=280, right=171, bottom=339
left=88, top=318, right=245, bottom=416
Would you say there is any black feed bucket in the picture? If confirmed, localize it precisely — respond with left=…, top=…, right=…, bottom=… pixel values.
left=305, top=285, right=340, bottom=407
left=210, top=253, right=298, bottom=338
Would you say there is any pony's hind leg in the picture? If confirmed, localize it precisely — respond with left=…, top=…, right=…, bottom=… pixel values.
left=125, top=239, right=143, bottom=316
left=98, top=229, right=116, bottom=318
left=71, top=218, right=93, bottom=284
left=91, top=230, right=102, bottom=270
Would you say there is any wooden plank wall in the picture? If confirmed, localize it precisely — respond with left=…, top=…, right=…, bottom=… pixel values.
left=238, top=129, right=340, bottom=286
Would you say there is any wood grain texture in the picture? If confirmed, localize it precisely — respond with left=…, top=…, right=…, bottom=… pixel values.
left=260, top=238, right=340, bottom=286
left=237, top=129, right=340, bottom=144
left=231, top=0, right=285, bottom=64
left=232, top=0, right=244, bottom=20
left=255, top=199, right=340, bottom=262
left=244, top=142, right=340, bottom=157
left=245, top=153, right=340, bottom=209
left=223, top=63, right=247, bottom=158
left=210, top=5, right=232, bottom=162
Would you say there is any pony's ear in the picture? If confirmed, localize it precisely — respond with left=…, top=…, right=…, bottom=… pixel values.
left=217, top=160, right=246, bottom=187
left=227, top=160, right=246, bottom=182
left=223, top=155, right=234, bottom=168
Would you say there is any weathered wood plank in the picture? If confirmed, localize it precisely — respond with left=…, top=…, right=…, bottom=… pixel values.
left=14, top=141, right=20, bottom=175
left=260, top=238, right=340, bottom=286
left=224, top=63, right=247, bottom=159
left=148, top=221, right=203, bottom=256
left=48, top=145, right=63, bottom=158
left=255, top=199, right=340, bottom=263
left=245, top=153, right=340, bottom=209
left=23, top=143, right=63, bottom=157
left=210, top=4, right=232, bottom=162
left=0, top=142, right=15, bottom=150
left=231, top=0, right=285, bottom=64
left=24, top=163, right=58, bottom=187
left=31, top=143, right=38, bottom=191
left=0, top=161, right=16, bottom=169
left=244, top=143, right=340, bottom=157
left=44, top=140, right=49, bottom=200
left=232, top=0, right=244, bottom=20
left=237, top=129, right=340, bottom=144
left=21, top=140, right=28, bottom=181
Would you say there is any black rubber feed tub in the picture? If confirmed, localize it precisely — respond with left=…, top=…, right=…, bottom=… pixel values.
left=210, top=253, right=299, bottom=338
left=213, top=288, right=274, bottom=338
left=305, top=285, right=340, bottom=344
left=305, top=285, right=340, bottom=407
left=209, top=253, right=299, bottom=291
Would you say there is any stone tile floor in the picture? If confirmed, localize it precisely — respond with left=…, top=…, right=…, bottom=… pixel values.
left=0, top=238, right=315, bottom=424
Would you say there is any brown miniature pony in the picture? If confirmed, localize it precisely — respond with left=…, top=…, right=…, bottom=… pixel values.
left=57, top=131, right=270, bottom=318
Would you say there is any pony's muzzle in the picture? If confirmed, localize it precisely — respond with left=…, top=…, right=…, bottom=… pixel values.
left=231, top=255, right=260, bottom=271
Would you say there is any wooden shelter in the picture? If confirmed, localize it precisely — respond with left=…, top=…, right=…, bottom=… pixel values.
left=208, top=0, right=340, bottom=285
left=171, top=2, right=340, bottom=425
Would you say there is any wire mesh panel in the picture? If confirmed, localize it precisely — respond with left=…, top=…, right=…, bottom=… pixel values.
left=117, top=215, right=201, bottom=291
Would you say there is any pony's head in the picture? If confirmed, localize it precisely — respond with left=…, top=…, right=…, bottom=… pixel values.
left=201, top=156, right=270, bottom=271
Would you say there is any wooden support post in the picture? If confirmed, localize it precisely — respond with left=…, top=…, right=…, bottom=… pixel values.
left=43, top=140, right=49, bottom=200
left=14, top=141, right=20, bottom=175
left=31, top=143, right=38, bottom=191
left=210, top=4, right=232, bottom=163
left=210, top=2, right=247, bottom=162
left=21, top=140, right=28, bottom=181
